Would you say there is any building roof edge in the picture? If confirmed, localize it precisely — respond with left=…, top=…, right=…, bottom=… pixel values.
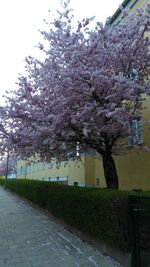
left=109, top=0, right=132, bottom=24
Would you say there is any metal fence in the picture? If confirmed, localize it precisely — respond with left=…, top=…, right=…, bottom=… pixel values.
left=128, top=195, right=150, bottom=267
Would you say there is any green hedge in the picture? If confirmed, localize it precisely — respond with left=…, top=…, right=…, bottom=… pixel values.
left=0, top=179, right=4, bottom=186
left=2, top=179, right=131, bottom=251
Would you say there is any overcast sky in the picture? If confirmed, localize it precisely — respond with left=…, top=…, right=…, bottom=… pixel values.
left=0, top=0, right=122, bottom=103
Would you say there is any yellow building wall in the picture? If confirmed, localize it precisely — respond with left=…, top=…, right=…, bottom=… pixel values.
left=68, top=157, right=85, bottom=186
left=115, top=95, right=150, bottom=190
left=17, top=159, right=69, bottom=183
left=94, top=96, right=150, bottom=191
left=16, top=157, right=86, bottom=186
left=84, top=156, right=95, bottom=187
left=131, top=0, right=149, bottom=10
left=94, top=157, right=106, bottom=188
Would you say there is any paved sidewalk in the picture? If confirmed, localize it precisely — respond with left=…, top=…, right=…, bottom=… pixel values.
left=0, top=187, right=121, bottom=267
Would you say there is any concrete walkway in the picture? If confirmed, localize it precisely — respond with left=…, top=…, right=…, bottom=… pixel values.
left=0, top=187, right=121, bottom=267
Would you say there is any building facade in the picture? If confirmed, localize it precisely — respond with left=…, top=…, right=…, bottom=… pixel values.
left=16, top=155, right=98, bottom=187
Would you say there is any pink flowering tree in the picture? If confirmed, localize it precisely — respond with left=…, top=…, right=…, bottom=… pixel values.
left=3, top=2, right=150, bottom=189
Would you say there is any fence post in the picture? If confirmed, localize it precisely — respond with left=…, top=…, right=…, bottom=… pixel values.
left=4, top=150, right=10, bottom=189
left=128, top=195, right=141, bottom=267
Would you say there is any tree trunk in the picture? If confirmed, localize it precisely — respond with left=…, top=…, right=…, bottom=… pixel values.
left=102, top=154, right=118, bottom=189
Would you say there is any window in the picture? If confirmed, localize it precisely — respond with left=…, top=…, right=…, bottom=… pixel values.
left=56, top=161, right=61, bottom=169
left=47, top=161, right=52, bottom=169
left=37, top=162, right=43, bottom=171
left=42, top=163, right=46, bottom=170
left=96, top=178, right=100, bottom=187
left=32, top=163, right=36, bottom=173
left=26, top=165, right=28, bottom=174
left=127, top=118, right=143, bottom=147
left=20, top=166, right=26, bottom=175
left=28, top=166, right=31, bottom=173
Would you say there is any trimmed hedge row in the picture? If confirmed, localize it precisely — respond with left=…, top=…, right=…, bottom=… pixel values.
left=0, top=179, right=130, bottom=251
left=0, top=179, right=4, bottom=186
